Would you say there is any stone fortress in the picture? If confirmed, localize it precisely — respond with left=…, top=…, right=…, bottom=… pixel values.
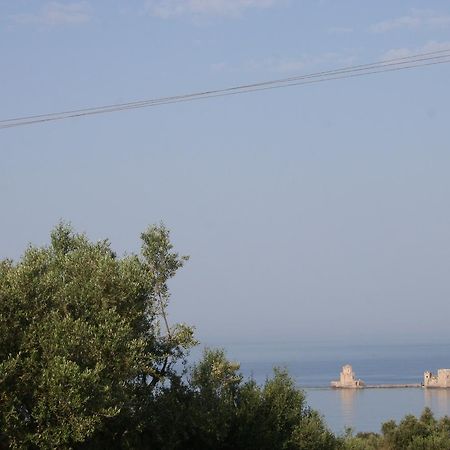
left=330, top=364, right=450, bottom=389
left=331, top=364, right=365, bottom=388
left=423, top=369, right=450, bottom=388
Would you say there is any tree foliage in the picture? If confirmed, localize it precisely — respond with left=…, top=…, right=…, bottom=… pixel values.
left=139, top=349, right=338, bottom=450
left=342, top=408, right=450, bottom=450
left=0, top=223, right=194, bottom=448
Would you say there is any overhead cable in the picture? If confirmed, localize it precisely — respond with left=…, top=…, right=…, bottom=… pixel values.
left=1, top=48, right=450, bottom=129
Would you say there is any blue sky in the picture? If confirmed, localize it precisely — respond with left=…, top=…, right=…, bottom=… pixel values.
left=1, top=1, right=450, bottom=345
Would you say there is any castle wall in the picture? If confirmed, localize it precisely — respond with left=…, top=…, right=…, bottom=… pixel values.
left=423, top=369, right=450, bottom=388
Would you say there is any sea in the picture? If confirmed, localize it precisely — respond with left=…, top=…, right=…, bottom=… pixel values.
left=196, top=340, right=450, bottom=435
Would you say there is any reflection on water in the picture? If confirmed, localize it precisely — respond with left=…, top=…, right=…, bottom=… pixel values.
left=424, top=389, right=450, bottom=416
left=306, top=388, right=450, bottom=434
left=339, top=389, right=357, bottom=427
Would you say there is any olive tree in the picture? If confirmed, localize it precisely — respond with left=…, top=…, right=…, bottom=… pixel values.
left=0, top=223, right=195, bottom=449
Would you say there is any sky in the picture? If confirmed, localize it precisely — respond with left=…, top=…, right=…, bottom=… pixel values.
left=1, top=0, right=450, bottom=346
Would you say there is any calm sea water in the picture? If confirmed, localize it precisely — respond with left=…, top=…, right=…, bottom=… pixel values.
left=206, top=341, right=450, bottom=434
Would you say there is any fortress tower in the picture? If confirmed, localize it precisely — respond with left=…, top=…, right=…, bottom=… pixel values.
left=331, top=364, right=365, bottom=388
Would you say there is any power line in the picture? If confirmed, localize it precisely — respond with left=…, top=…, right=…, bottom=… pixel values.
left=2, top=48, right=450, bottom=130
